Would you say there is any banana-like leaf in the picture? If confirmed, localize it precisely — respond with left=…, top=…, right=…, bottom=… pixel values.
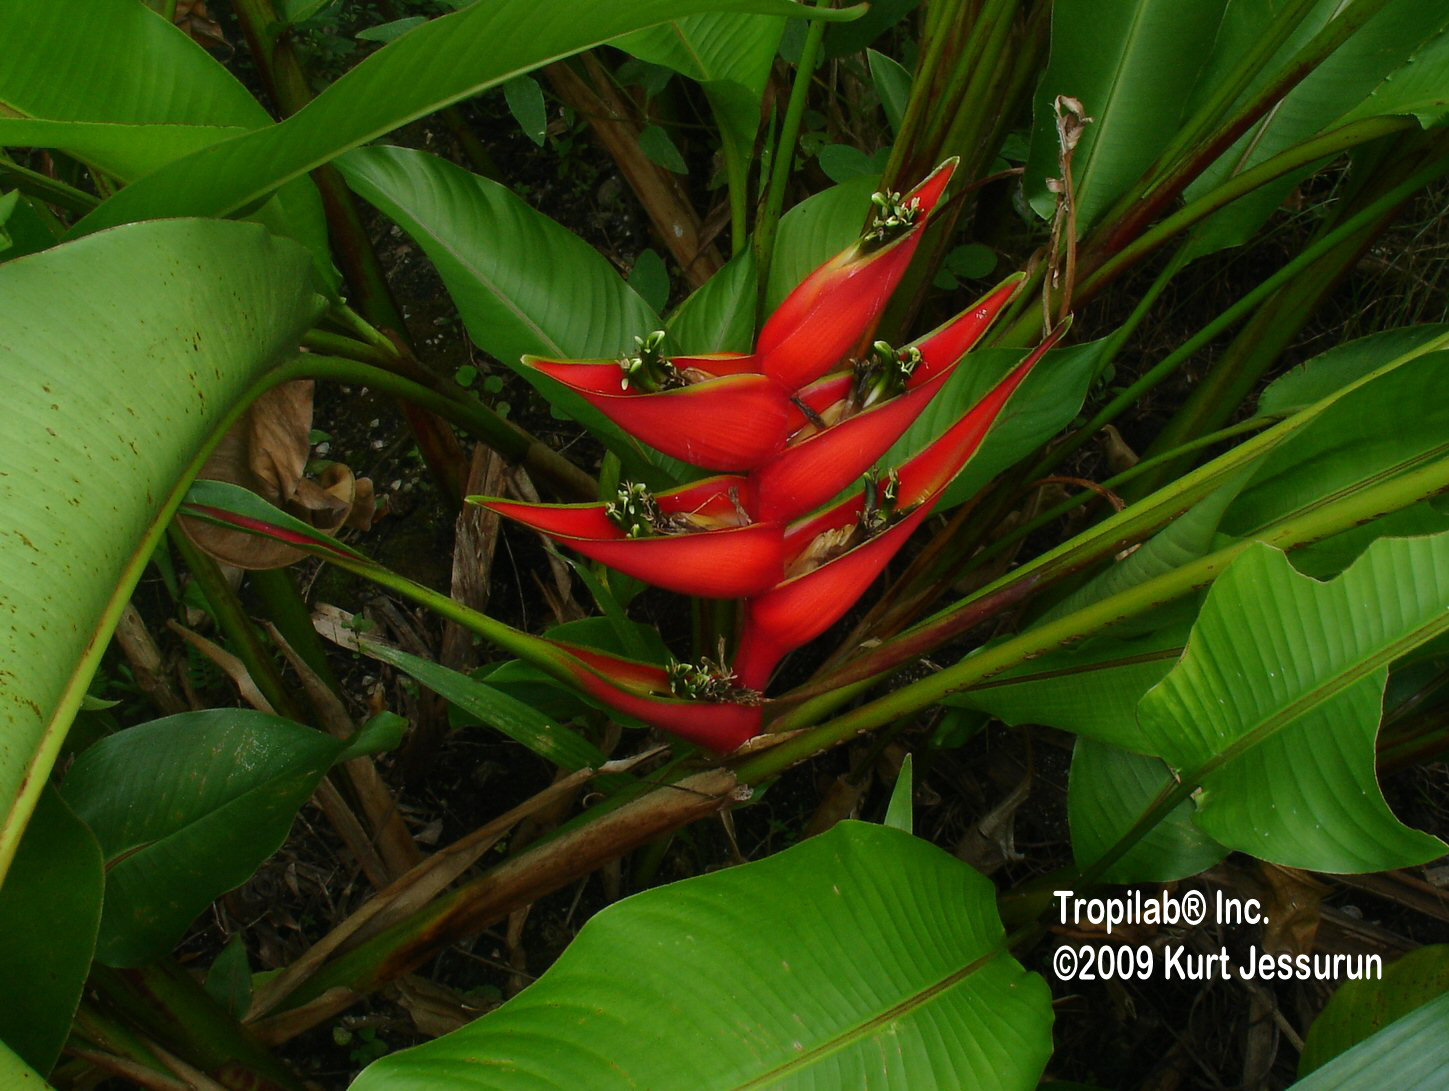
left=1345, top=22, right=1449, bottom=127
left=0, top=1040, right=44, bottom=1088
left=72, top=0, right=860, bottom=235
left=1068, top=739, right=1226, bottom=883
left=1299, top=945, right=1449, bottom=1076
left=0, top=220, right=324, bottom=888
left=1023, top=0, right=1229, bottom=226
left=60, top=709, right=403, bottom=967
left=1137, top=536, right=1449, bottom=872
left=352, top=821, right=1053, bottom=1090
left=1291, top=990, right=1449, bottom=1090
left=0, top=4, right=331, bottom=273
left=1182, top=0, right=1449, bottom=258
left=617, top=14, right=786, bottom=190
left=335, top=144, right=674, bottom=478
left=0, top=788, right=102, bottom=1073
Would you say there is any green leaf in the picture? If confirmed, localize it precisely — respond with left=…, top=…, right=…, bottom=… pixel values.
left=1182, top=0, right=1449, bottom=258
left=1068, top=739, right=1226, bottom=883
left=883, top=752, right=914, bottom=832
left=1300, top=946, right=1449, bottom=1076
left=617, top=14, right=786, bottom=186
left=352, top=821, right=1053, bottom=1090
left=1137, top=537, right=1449, bottom=872
left=1341, top=22, right=1449, bottom=128
left=766, top=174, right=878, bottom=310
left=0, top=788, right=103, bottom=1073
left=502, top=75, right=548, bottom=147
left=817, top=142, right=877, bottom=182
left=950, top=627, right=1187, bottom=750
left=0, top=1041, right=45, bottom=1088
left=666, top=248, right=757, bottom=352
left=0, top=5, right=332, bottom=276
left=1024, top=0, right=1229, bottom=226
left=1291, top=990, right=1449, bottom=1090
left=0, top=221, right=322, bottom=888
left=205, top=934, right=254, bottom=1022
left=883, top=340, right=1102, bottom=509
left=824, top=0, right=919, bottom=57
left=357, top=16, right=428, bottom=43
left=867, top=48, right=911, bottom=134
left=360, top=641, right=606, bottom=770
left=73, top=0, right=857, bottom=235
left=1257, top=325, right=1449, bottom=416
left=336, top=145, right=683, bottom=480
left=1226, top=347, right=1449, bottom=537
left=60, top=709, right=396, bottom=967
left=628, top=247, right=671, bottom=314
left=638, top=123, right=689, bottom=173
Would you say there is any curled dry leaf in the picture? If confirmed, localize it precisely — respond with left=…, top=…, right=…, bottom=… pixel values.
left=179, top=380, right=376, bottom=568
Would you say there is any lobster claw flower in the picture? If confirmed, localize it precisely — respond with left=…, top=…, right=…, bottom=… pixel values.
left=525, top=349, right=792, bottom=472
left=749, top=274, right=1024, bottom=522
left=473, top=475, right=784, bottom=599
left=552, top=641, right=763, bottom=753
left=755, top=158, right=957, bottom=390
left=733, top=322, right=1069, bottom=688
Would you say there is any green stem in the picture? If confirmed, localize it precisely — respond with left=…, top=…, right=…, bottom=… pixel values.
left=168, top=528, right=308, bottom=722
left=291, top=354, right=595, bottom=500
left=1025, top=150, right=1449, bottom=477
left=770, top=326, right=1449, bottom=723
left=968, top=416, right=1276, bottom=573
left=722, top=135, right=749, bottom=257
left=1093, top=0, right=1399, bottom=254
left=300, top=328, right=397, bottom=368
left=0, top=155, right=98, bottom=214
left=1077, top=115, right=1416, bottom=298
left=753, top=0, right=831, bottom=330
left=739, top=452, right=1449, bottom=783
left=251, top=566, right=340, bottom=692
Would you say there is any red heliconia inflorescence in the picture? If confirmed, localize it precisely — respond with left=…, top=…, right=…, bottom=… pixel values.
left=473, top=160, right=1066, bottom=754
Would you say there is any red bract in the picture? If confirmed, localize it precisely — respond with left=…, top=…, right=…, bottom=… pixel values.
left=526, top=353, right=792, bottom=471
left=733, top=324, right=1067, bottom=690
left=554, top=642, right=762, bottom=752
left=749, top=275, right=1024, bottom=522
left=479, top=162, right=1063, bottom=753
left=756, top=159, right=957, bottom=389
left=474, top=476, right=783, bottom=599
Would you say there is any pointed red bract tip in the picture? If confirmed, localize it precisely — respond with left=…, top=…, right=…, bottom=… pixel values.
left=529, top=356, right=793, bottom=472
left=755, top=160, right=959, bottom=391
left=477, top=490, right=784, bottom=599
left=910, top=274, right=1024, bottom=385
left=734, top=321, right=1068, bottom=686
left=553, top=641, right=763, bottom=752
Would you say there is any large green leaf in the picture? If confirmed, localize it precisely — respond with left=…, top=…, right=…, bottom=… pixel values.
left=0, top=1041, right=44, bottom=1088
left=1068, top=739, right=1226, bottom=883
left=1344, top=22, right=1449, bottom=127
left=667, top=248, right=758, bottom=352
left=336, top=144, right=680, bottom=478
left=766, top=174, right=879, bottom=310
left=0, top=787, right=102, bottom=1073
left=1137, top=536, right=1449, bottom=872
left=0, top=220, right=323, bottom=888
left=1181, top=0, right=1449, bottom=258
left=71, top=0, right=857, bottom=235
left=1291, top=990, right=1449, bottom=1090
left=1225, top=348, right=1449, bottom=536
left=1023, top=0, right=1228, bottom=227
left=1299, top=946, right=1449, bottom=1076
left=950, top=627, right=1186, bottom=751
left=59, top=709, right=402, bottom=967
left=617, top=14, right=786, bottom=188
left=0, top=4, right=331, bottom=277
left=352, top=820, right=1052, bottom=1090
left=1257, top=325, right=1449, bottom=415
